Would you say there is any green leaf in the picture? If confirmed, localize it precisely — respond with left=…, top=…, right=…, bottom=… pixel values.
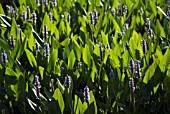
left=101, top=31, right=108, bottom=46
left=28, top=31, right=35, bottom=51
left=149, top=1, right=157, bottom=16
left=53, top=88, right=65, bottom=114
left=39, top=66, right=44, bottom=80
left=83, top=44, right=91, bottom=66
left=5, top=67, right=18, bottom=84
left=47, top=49, right=58, bottom=73
left=156, top=19, right=166, bottom=37
left=159, top=49, right=170, bottom=72
left=10, top=18, right=18, bottom=38
left=18, top=0, right=26, bottom=5
left=0, top=4, right=5, bottom=14
left=56, top=78, right=65, bottom=93
left=32, top=28, right=44, bottom=48
left=68, top=50, right=75, bottom=69
left=143, top=62, right=157, bottom=84
left=5, top=67, right=19, bottom=78
left=25, top=49, right=37, bottom=68
left=61, top=38, right=70, bottom=46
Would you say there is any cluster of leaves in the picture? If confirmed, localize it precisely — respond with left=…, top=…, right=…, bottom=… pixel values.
left=0, top=0, right=170, bottom=113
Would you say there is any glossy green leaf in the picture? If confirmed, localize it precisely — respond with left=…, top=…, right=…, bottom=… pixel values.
left=47, top=49, right=58, bottom=73
left=143, top=62, right=157, bottom=84
left=53, top=88, right=65, bottom=114
left=68, top=50, right=75, bottom=69
left=25, top=49, right=37, bottom=68
left=83, top=44, right=91, bottom=66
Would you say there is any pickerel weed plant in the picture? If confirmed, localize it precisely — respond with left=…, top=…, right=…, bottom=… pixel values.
left=0, top=0, right=170, bottom=114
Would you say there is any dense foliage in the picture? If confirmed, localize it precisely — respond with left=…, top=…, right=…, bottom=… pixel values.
left=0, top=0, right=170, bottom=113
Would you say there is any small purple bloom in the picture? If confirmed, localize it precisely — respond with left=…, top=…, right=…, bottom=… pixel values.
left=27, top=6, right=30, bottom=19
left=52, top=0, right=57, bottom=7
left=1, top=51, right=7, bottom=64
left=94, top=9, right=98, bottom=24
left=32, top=11, right=37, bottom=24
left=34, top=75, right=40, bottom=98
left=136, top=60, right=141, bottom=78
left=129, top=77, right=135, bottom=103
left=90, top=12, right=94, bottom=25
left=142, top=40, right=147, bottom=54
left=10, top=34, right=15, bottom=49
left=65, top=75, right=71, bottom=88
left=129, top=58, right=135, bottom=75
left=22, top=11, right=27, bottom=20
left=44, top=43, right=50, bottom=57
left=84, top=86, right=90, bottom=102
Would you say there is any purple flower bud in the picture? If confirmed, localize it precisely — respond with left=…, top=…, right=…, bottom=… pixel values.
left=34, top=75, right=40, bottom=98
left=84, top=86, right=90, bottom=102
left=22, top=11, right=27, bottom=20
left=111, top=8, right=115, bottom=17
left=65, top=75, right=71, bottom=88
left=124, top=23, right=128, bottom=31
left=123, top=5, right=128, bottom=14
left=10, top=6, right=15, bottom=18
left=129, top=77, right=135, bottom=103
left=1, top=51, right=7, bottom=64
left=67, top=13, right=71, bottom=23
left=146, top=18, right=150, bottom=29
left=60, top=67, right=64, bottom=77
left=27, top=6, right=30, bottom=19
left=109, top=70, right=115, bottom=78
left=48, top=12, right=53, bottom=22
left=111, top=34, right=114, bottom=40
left=142, top=40, right=147, bottom=54
left=167, top=10, right=170, bottom=18
left=32, top=12, right=37, bottom=24
left=10, top=34, right=15, bottom=49
left=136, top=60, right=141, bottom=78
left=43, top=24, right=48, bottom=40
left=18, top=24, right=21, bottom=28
left=61, top=14, right=64, bottom=19
left=94, top=9, right=98, bottom=24
left=140, top=7, right=144, bottom=14
left=99, top=42, right=103, bottom=61
left=90, top=12, right=94, bottom=25
left=118, top=2, right=122, bottom=15
left=129, top=58, right=135, bottom=75
left=44, top=43, right=50, bottom=57
left=147, top=28, right=153, bottom=38
left=52, top=0, right=57, bottom=7
left=106, top=44, right=110, bottom=50
left=78, top=62, right=82, bottom=68
left=36, top=0, right=40, bottom=6
left=44, top=0, right=48, bottom=8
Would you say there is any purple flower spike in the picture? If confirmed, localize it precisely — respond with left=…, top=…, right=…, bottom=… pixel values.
left=129, top=58, right=135, bottom=75
left=65, top=75, right=71, bottom=88
left=136, top=60, right=141, bottom=78
left=1, top=51, right=7, bottom=64
left=84, top=86, right=90, bottom=102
